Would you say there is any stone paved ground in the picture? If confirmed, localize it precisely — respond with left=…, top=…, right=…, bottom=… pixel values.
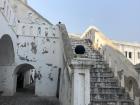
left=0, top=84, right=60, bottom=105
left=0, top=96, right=60, bottom=105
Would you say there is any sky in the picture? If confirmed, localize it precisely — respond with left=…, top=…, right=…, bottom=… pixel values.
left=28, top=0, right=140, bottom=42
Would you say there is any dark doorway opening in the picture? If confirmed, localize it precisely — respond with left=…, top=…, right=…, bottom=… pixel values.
left=16, top=72, right=24, bottom=90
left=15, top=64, right=35, bottom=96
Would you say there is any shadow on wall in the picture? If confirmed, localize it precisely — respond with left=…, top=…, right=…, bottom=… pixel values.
left=125, top=76, right=140, bottom=97
left=0, top=34, right=15, bottom=65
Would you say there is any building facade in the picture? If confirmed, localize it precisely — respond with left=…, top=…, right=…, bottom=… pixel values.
left=0, top=0, right=140, bottom=105
left=113, top=41, right=140, bottom=65
left=0, top=0, right=64, bottom=96
left=69, top=26, right=140, bottom=105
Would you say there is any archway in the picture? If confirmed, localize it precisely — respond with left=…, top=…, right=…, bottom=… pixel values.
left=15, top=64, right=36, bottom=95
left=0, top=35, right=14, bottom=65
left=0, top=35, right=15, bottom=96
left=125, top=76, right=139, bottom=99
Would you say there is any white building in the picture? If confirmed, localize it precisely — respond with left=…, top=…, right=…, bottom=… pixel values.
left=113, top=41, right=140, bottom=65
left=68, top=26, right=140, bottom=105
left=0, top=0, right=140, bottom=105
left=0, top=0, right=64, bottom=96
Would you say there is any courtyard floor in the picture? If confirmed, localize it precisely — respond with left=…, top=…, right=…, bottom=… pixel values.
left=0, top=84, right=60, bottom=105
left=0, top=95, right=60, bottom=105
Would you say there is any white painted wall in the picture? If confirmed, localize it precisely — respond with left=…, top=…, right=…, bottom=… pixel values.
left=0, top=0, right=65, bottom=97
left=59, top=67, right=72, bottom=105
left=73, top=68, right=90, bottom=105
left=114, top=42, right=140, bottom=65
left=0, top=66, right=16, bottom=96
left=71, top=59, right=92, bottom=105
left=0, top=0, right=17, bottom=96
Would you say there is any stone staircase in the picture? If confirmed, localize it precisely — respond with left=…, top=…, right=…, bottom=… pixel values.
left=90, top=51, right=134, bottom=105
left=70, top=39, right=134, bottom=105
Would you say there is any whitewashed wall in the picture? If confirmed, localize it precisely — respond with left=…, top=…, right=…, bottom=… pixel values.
left=114, top=42, right=140, bottom=65
left=72, top=65, right=90, bottom=105
left=15, top=25, right=63, bottom=96
left=0, top=0, right=17, bottom=95
left=0, top=0, right=65, bottom=97
left=59, top=66, right=72, bottom=105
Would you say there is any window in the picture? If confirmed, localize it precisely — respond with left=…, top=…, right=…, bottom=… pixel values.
left=138, top=52, right=140, bottom=59
left=129, top=52, right=132, bottom=58
left=125, top=51, right=127, bottom=58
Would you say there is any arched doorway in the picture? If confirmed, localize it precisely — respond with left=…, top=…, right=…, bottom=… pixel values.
left=0, top=35, right=15, bottom=96
left=0, top=35, right=14, bottom=65
left=15, top=64, right=36, bottom=95
left=125, top=76, right=139, bottom=99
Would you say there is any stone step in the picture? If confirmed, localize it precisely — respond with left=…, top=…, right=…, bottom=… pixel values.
left=91, top=99, right=134, bottom=105
left=90, top=92, right=124, bottom=95
left=90, top=80, right=118, bottom=83
left=90, top=86, right=121, bottom=89
left=90, top=88, right=125, bottom=93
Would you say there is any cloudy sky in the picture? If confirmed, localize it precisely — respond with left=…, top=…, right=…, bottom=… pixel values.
left=28, top=0, right=140, bottom=42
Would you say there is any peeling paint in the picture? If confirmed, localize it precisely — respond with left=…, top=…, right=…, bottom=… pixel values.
left=48, top=73, right=53, bottom=81
left=42, top=49, right=48, bottom=54
left=53, top=66, right=57, bottom=68
left=45, top=32, right=48, bottom=37
left=46, top=64, right=52, bottom=66
left=53, top=33, right=55, bottom=36
left=117, top=70, right=124, bottom=80
left=17, top=43, right=20, bottom=46
left=31, top=42, right=37, bottom=54
left=46, top=38, right=50, bottom=42
left=18, top=55, right=36, bottom=62
left=16, top=35, right=19, bottom=38
left=20, top=42, right=26, bottom=47
left=27, top=42, right=29, bottom=46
